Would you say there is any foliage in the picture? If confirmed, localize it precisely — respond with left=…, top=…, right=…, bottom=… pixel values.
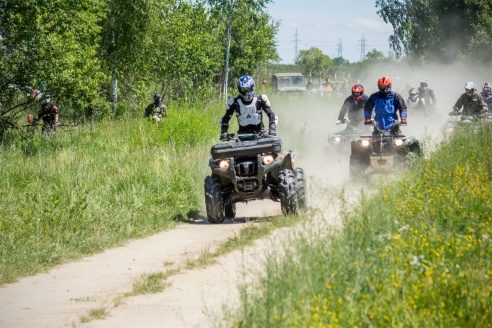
left=0, top=0, right=107, bottom=136
left=294, top=47, right=332, bottom=77
left=376, top=0, right=492, bottom=64
left=0, top=100, right=223, bottom=285
left=0, top=0, right=280, bottom=135
left=232, top=123, right=492, bottom=327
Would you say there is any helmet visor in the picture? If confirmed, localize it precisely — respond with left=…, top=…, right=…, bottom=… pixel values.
left=465, top=88, right=474, bottom=94
left=240, top=87, right=252, bottom=93
left=352, top=91, right=363, bottom=97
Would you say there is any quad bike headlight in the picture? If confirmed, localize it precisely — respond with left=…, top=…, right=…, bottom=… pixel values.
left=262, top=154, right=275, bottom=165
left=361, top=139, right=370, bottom=147
left=394, top=139, right=404, bottom=146
left=219, top=159, right=230, bottom=170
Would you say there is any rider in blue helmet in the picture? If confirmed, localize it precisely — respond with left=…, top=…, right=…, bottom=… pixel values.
left=220, top=75, right=278, bottom=140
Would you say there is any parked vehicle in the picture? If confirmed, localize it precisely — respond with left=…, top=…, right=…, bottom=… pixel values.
left=204, top=131, right=307, bottom=223
left=271, top=73, right=307, bottom=95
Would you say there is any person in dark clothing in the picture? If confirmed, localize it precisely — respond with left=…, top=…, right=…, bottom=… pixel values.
left=417, top=80, right=437, bottom=108
left=364, top=76, right=407, bottom=133
left=480, top=82, right=492, bottom=111
left=451, top=81, right=488, bottom=115
left=336, top=83, right=369, bottom=125
left=220, top=75, right=278, bottom=140
left=144, top=93, right=167, bottom=123
left=36, top=92, right=59, bottom=134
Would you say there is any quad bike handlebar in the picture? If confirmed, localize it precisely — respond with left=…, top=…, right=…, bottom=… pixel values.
left=221, top=130, right=274, bottom=142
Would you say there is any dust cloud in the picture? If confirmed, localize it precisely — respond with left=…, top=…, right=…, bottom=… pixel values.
left=270, top=61, right=492, bottom=202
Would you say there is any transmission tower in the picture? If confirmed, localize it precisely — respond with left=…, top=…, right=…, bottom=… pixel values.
left=359, top=34, right=366, bottom=61
left=293, top=29, right=301, bottom=59
left=337, top=38, right=343, bottom=58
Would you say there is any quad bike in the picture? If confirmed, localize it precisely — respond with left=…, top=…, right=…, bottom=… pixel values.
left=204, top=131, right=307, bottom=224
left=327, top=119, right=371, bottom=153
left=445, top=111, right=492, bottom=135
left=349, top=121, right=421, bottom=177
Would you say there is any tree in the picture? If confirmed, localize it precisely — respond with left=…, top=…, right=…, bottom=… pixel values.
left=0, top=0, right=107, bottom=136
left=294, top=47, right=332, bottom=77
left=376, top=0, right=492, bottom=64
left=206, top=0, right=279, bottom=98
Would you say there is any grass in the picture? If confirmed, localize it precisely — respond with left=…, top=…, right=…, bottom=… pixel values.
left=230, top=123, right=492, bottom=327
left=0, top=100, right=222, bottom=285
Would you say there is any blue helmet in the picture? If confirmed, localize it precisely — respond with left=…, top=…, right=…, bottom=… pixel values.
left=238, top=75, right=255, bottom=102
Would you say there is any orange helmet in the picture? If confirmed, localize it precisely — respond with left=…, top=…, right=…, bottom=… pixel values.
left=377, top=76, right=392, bottom=94
left=351, top=84, right=364, bottom=101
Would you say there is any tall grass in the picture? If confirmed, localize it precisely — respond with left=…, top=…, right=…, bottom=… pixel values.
left=231, top=124, right=492, bottom=327
left=0, top=101, right=222, bottom=284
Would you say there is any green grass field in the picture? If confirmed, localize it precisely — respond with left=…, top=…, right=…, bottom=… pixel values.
left=230, top=123, right=492, bottom=327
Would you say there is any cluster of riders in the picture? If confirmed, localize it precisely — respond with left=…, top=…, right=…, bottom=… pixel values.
left=27, top=74, right=492, bottom=138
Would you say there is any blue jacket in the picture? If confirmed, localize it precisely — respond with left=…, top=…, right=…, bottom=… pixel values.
left=364, top=90, right=407, bottom=130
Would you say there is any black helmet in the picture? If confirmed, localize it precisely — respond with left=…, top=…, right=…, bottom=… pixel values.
left=153, top=93, right=161, bottom=103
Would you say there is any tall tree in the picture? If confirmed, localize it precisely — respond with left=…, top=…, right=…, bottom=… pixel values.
left=206, top=0, right=279, bottom=98
left=295, top=47, right=332, bottom=77
left=376, top=0, right=492, bottom=64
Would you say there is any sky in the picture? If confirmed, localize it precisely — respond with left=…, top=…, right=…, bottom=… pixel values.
left=265, top=0, right=394, bottom=64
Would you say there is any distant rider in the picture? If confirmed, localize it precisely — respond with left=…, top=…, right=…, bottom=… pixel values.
left=336, top=83, right=368, bottom=126
left=406, top=87, right=421, bottom=109
left=451, top=81, right=488, bottom=115
left=220, top=75, right=278, bottom=140
left=144, top=93, right=167, bottom=123
left=364, top=76, right=407, bottom=133
left=35, top=92, right=59, bottom=134
left=480, top=82, right=492, bottom=112
left=417, top=80, right=437, bottom=108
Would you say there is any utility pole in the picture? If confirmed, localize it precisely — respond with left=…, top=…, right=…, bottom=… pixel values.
left=337, top=38, right=343, bottom=58
left=359, top=34, right=366, bottom=61
left=293, top=29, right=301, bottom=59
left=223, top=0, right=236, bottom=101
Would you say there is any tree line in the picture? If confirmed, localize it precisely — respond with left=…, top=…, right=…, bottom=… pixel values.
left=0, top=0, right=278, bottom=137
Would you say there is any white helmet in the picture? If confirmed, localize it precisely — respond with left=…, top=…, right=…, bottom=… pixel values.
left=464, top=81, right=476, bottom=96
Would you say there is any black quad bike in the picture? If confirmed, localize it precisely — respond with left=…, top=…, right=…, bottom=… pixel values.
left=445, top=111, right=492, bottom=135
left=349, top=121, right=421, bottom=177
left=204, top=131, right=307, bottom=224
left=327, top=119, right=371, bottom=153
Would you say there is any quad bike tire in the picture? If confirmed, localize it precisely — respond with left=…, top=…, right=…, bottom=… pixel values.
left=279, top=169, right=298, bottom=215
left=349, top=154, right=363, bottom=177
left=295, top=167, right=308, bottom=210
left=204, top=176, right=225, bottom=224
left=224, top=202, right=236, bottom=219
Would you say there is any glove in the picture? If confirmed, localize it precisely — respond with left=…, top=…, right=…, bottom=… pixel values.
left=364, top=118, right=372, bottom=125
left=269, top=129, right=276, bottom=137
left=220, top=132, right=228, bottom=141
left=400, top=117, right=407, bottom=126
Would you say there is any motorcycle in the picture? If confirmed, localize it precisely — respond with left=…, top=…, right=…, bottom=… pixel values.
left=204, top=131, right=307, bottom=223
left=349, top=121, right=422, bottom=177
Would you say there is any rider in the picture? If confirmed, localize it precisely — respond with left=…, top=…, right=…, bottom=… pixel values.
left=417, top=80, right=437, bottom=108
left=144, top=93, right=167, bottom=123
left=406, top=87, right=420, bottom=109
left=452, top=81, right=488, bottom=115
left=220, top=75, right=278, bottom=140
left=364, top=76, right=407, bottom=133
left=336, top=83, right=368, bottom=125
left=480, top=82, right=492, bottom=112
left=37, top=92, right=59, bottom=133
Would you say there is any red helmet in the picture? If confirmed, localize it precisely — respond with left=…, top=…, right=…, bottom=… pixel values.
left=351, top=84, right=364, bottom=101
left=377, top=76, right=392, bottom=94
